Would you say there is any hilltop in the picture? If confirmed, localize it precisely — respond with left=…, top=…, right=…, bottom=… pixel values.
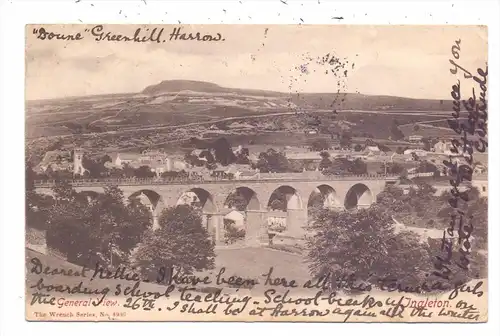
left=142, top=79, right=286, bottom=97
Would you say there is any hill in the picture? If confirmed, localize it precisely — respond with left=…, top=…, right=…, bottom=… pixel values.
left=25, top=79, right=456, bottom=141
left=141, top=80, right=451, bottom=111
left=142, top=79, right=286, bottom=97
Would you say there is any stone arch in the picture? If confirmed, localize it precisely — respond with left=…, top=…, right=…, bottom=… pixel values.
left=129, top=189, right=166, bottom=229
left=267, top=185, right=303, bottom=211
left=177, top=188, right=219, bottom=240
left=224, top=186, right=261, bottom=211
left=307, top=184, right=341, bottom=209
left=344, top=183, right=373, bottom=210
left=176, top=188, right=218, bottom=213
left=267, top=185, right=304, bottom=234
left=222, top=187, right=262, bottom=243
left=129, top=189, right=164, bottom=212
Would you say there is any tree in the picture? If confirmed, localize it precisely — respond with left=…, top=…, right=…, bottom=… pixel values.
left=212, top=138, right=236, bottom=166
left=132, top=205, right=215, bottom=280
left=199, top=150, right=215, bottom=164
left=184, top=153, right=204, bottom=167
left=377, top=181, right=443, bottom=228
left=380, top=162, right=405, bottom=175
left=223, top=219, right=246, bottom=244
left=268, top=190, right=287, bottom=211
left=364, top=138, right=376, bottom=147
left=45, top=183, right=151, bottom=267
left=375, top=185, right=412, bottom=214
left=390, top=121, right=405, bottom=141
left=101, top=154, right=112, bottom=165
left=323, top=158, right=350, bottom=176
left=437, top=187, right=488, bottom=250
left=306, top=205, right=433, bottom=291
left=417, top=161, right=439, bottom=176
left=378, top=181, right=487, bottom=259
left=235, top=147, right=250, bottom=164
left=225, top=191, right=249, bottom=211
left=349, top=158, right=368, bottom=175
left=307, top=192, right=326, bottom=221
left=339, top=131, right=353, bottom=149
left=134, top=165, right=156, bottom=178
left=44, top=166, right=73, bottom=181
left=354, top=144, right=363, bottom=152
left=422, top=137, right=431, bottom=151
left=82, top=155, right=108, bottom=178
left=26, top=161, right=54, bottom=230
left=206, top=162, right=217, bottom=170
left=189, top=137, right=211, bottom=149
left=254, top=149, right=291, bottom=173
left=378, top=144, right=391, bottom=153
left=413, top=124, right=420, bottom=132
left=46, top=139, right=64, bottom=152
left=319, top=151, right=332, bottom=170
left=310, top=139, right=330, bottom=152
left=395, top=146, right=405, bottom=154
left=215, top=121, right=229, bottom=130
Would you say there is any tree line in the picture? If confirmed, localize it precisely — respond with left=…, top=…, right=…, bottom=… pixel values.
left=26, top=165, right=215, bottom=278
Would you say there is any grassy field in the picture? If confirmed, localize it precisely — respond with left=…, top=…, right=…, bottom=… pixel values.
left=25, top=246, right=310, bottom=296
left=202, top=247, right=310, bottom=287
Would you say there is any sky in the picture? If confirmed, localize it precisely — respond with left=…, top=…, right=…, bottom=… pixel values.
left=25, top=24, right=488, bottom=101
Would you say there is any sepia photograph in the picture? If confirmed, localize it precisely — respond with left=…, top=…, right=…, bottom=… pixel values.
left=24, top=24, right=488, bottom=322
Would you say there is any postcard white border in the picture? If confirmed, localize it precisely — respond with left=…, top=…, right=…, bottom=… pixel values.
left=1, top=0, right=499, bottom=335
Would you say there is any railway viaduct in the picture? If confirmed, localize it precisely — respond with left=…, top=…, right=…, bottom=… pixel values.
left=34, top=173, right=399, bottom=246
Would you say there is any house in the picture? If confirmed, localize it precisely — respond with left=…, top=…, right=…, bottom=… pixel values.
left=433, top=140, right=453, bottom=154
left=267, top=211, right=287, bottom=232
left=191, top=149, right=203, bottom=156
left=138, top=150, right=166, bottom=166
left=212, top=168, right=229, bottom=179
left=404, top=149, right=427, bottom=157
left=37, top=150, right=72, bottom=172
left=222, top=210, right=245, bottom=228
left=150, top=160, right=185, bottom=176
left=111, top=150, right=187, bottom=174
left=188, top=166, right=210, bottom=175
left=408, top=135, right=423, bottom=143
left=285, top=151, right=322, bottom=161
left=170, top=159, right=188, bottom=172
left=113, top=152, right=140, bottom=166
left=364, top=146, right=381, bottom=156
left=407, top=167, right=418, bottom=174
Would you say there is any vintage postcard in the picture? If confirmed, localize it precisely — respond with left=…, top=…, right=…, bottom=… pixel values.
left=25, top=24, right=488, bottom=322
